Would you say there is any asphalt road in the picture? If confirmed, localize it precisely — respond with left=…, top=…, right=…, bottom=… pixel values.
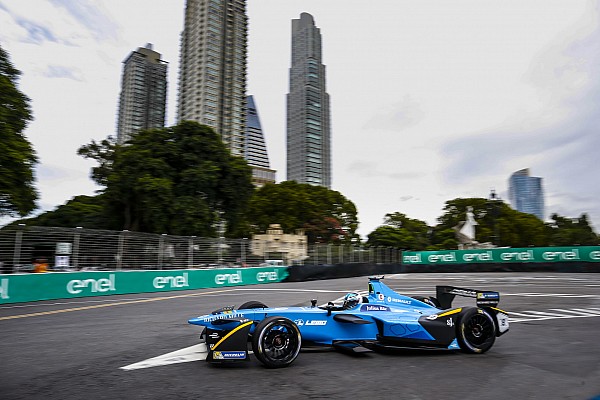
left=1, top=272, right=600, bottom=400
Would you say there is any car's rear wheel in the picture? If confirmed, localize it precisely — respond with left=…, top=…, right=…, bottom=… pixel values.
left=252, top=316, right=301, bottom=368
left=456, top=308, right=496, bottom=353
left=238, top=301, right=268, bottom=309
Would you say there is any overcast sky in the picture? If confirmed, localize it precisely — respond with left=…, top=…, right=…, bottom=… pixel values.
left=1, top=0, right=599, bottom=237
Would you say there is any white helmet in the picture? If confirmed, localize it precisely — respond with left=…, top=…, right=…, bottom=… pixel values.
left=343, top=292, right=361, bottom=309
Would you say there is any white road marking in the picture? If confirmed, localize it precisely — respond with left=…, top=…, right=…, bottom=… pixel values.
left=509, top=307, right=600, bottom=322
left=549, top=308, right=600, bottom=316
left=120, top=343, right=210, bottom=371
left=503, top=293, right=599, bottom=298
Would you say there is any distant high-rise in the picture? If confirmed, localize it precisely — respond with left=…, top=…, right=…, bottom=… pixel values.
left=177, top=0, right=248, bottom=157
left=116, top=43, right=167, bottom=144
left=286, top=13, right=331, bottom=188
left=245, top=95, right=275, bottom=187
left=508, top=168, right=545, bottom=220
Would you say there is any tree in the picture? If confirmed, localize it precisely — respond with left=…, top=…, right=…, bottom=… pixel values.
left=79, top=121, right=254, bottom=236
left=13, top=195, right=109, bottom=229
left=367, top=212, right=431, bottom=250
left=0, top=45, right=38, bottom=217
left=434, top=197, right=548, bottom=248
left=247, top=181, right=359, bottom=243
left=546, top=213, right=599, bottom=246
left=77, top=136, right=118, bottom=186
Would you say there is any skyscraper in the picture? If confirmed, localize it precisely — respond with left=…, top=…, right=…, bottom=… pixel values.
left=177, top=0, right=248, bottom=157
left=508, top=168, right=545, bottom=220
left=116, top=43, right=167, bottom=144
left=286, top=13, right=331, bottom=188
left=245, top=95, right=276, bottom=187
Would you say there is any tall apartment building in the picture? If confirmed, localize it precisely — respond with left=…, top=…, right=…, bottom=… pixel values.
left=116, top=43, right=168, bottom=144
left=508, top=168, right=545, bottom=220
left=245, top=95, right=276, bottom=187
left=286, top=12, right=331, bottom=188
left=177, top=0, right=248, bottom=157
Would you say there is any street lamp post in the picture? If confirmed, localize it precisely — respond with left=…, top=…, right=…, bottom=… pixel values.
left=489, top=189, right=501, bottom=246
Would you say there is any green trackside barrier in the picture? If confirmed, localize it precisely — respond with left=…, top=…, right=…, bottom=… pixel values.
left=402, top=246, right=600, bottom=265
left=0, top=266, right=288, bottom=305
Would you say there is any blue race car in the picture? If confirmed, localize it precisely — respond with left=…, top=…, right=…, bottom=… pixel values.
left=188, top=276, right=509, bottom=368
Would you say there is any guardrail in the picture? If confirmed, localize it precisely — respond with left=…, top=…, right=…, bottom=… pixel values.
left=0, top=266, right=288, bottom=304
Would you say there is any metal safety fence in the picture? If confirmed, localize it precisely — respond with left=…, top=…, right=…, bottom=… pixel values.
left=0, top=225, right=401, bottom=273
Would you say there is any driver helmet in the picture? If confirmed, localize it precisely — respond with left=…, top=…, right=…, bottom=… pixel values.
left=343, top=292, right=361, bottom=309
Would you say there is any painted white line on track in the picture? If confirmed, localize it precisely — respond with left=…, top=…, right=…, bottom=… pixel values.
left=549, top=308, right=600, bottom=316
left=509, top=307, right=600, bottom=322
left=503, top=293, right=599, bottom=298
left=120, top=343, right=210, bottom=371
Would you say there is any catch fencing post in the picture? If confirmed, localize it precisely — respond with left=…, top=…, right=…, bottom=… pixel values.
left=241, top=238, right=247, bottom=266
left=73, top=227, right=82, bottom=269
left=188, top=236, right=195, bottom=268
left=117, top=230, right=127, bottom=271
left=158, top=233, right=166, bottom=270
left=12, top=224, right=25, bottom=269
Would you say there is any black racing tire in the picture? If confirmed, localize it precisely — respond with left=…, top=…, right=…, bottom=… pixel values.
left=238, top=301, right=268, bottom=309
left=456, top=307, right=496, bottom=354
left=252, top=316, right=302, bottom=368
left=411, top=296, right=441, bottom=308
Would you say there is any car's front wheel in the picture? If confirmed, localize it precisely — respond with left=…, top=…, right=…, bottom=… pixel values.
left=252, top=316, right=301, bottom=368
left=456, top=307, right=496, bottom=354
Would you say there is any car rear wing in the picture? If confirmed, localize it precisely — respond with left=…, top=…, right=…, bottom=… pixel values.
left=435, top=286, right=500, bottom=309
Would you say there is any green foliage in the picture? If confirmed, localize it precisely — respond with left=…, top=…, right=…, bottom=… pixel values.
left=77, top=136, right=118, bottom=186
left=433, top=197, right=549, bottom=248
left=0, top=45, right=38, bottom=217
left=247, top=181, right=358, bottom=243
left=373, top=198, right=598, bottom=250
left=546, top=213, right=599, bottom=246
left=367, top=212, right=431, bottom=250
left=14, top=195, right=108, bottom=229
left=80, top=121, right=254, bottom=236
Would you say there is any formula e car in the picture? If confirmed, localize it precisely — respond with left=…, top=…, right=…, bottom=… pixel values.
left=188, top=277, right=509, bottom=368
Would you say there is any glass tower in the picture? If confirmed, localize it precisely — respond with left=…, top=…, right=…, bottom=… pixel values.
left=116, top=43, right=167, bottom=145
left=286, top=12, right=331, bottom=188
left=177, top=0, right=248, bottom=157
left=245, top=95, right=275, bottom=187
left=508, top=168, right=545, bottom=220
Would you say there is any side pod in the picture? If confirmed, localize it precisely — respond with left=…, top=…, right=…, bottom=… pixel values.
left=206, top=318, right=253, bottom=363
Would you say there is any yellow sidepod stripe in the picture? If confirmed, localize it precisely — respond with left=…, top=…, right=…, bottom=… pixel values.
left=212, top=321, right=254, bottom=351
left=490, top=307, right=509, bottom=315
left=437, top=308, right=462, bottom=318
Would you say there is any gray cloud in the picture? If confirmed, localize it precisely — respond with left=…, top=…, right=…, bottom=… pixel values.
left=364, top=95, right=424, bottom=132
left=49, top=0, right=119, bottom=41
left=43, top=65, right=83, bottom=81
left=346, top=160, right=426, bottom=181
left=16, top=18, right=58, bottom=44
